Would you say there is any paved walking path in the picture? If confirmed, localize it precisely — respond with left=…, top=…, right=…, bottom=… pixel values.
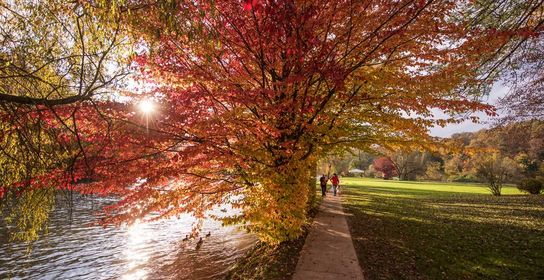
left=293, top=195, right=364, bottom=280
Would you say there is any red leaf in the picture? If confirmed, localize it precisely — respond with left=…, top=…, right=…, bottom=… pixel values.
left=243, top=0, right=258, bottom=11
left=243, top=0, right=252, bottom=11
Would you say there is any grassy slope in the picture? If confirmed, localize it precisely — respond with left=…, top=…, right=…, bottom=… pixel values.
left=342, top=178, right=544, bottom=280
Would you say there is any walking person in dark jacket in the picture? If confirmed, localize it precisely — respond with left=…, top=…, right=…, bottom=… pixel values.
left=319, top=174, right=328, bottom=196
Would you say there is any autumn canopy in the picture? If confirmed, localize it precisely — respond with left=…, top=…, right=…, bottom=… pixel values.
left=0, top=0, right=541, bottom=243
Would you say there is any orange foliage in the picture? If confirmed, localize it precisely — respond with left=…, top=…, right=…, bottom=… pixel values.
left=2, top=0, right=536, bottom=243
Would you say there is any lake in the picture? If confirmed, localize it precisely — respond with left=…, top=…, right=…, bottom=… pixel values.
left=0, top=196, right=255, bottom=279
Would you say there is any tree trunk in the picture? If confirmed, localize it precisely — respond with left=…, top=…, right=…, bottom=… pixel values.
left=242, top=159, right=313, bottom=244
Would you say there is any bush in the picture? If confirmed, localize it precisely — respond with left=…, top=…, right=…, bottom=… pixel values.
left=517, top=178, right=543, bottom=195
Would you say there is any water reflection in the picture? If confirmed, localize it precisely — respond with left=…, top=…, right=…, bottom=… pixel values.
left=0, top=198, right=255, bottom=280
left=123, top=219, right=150, bottom=280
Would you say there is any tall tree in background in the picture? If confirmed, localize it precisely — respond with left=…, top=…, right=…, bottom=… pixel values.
left=498, top=39, right=544, bottom=121
left=373, top=157, right=397, bottom=179
left=473, top=153, right=519, bottom=196
left=470, top=0, right=544, bottom=122
left=388, top=150, right=429, bottom=180
left=1, top=0, right=541, bottom=243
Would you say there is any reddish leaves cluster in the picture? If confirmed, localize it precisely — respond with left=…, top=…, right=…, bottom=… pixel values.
left=373, top=157, right=397, bottom=179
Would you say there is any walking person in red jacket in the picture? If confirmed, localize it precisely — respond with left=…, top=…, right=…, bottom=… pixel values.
left=330, top=173, right=340, bottom=196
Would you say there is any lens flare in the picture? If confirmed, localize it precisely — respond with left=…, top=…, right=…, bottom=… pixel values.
left=138, top=100, right=154, bottom=114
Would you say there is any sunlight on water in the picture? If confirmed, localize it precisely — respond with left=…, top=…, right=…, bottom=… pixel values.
left=123, top=218, right=149, bottom=280
left=0, top=198, right=256, bottom=280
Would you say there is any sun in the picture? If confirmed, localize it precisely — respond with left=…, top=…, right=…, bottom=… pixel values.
left=138, top=99, right=155, bottom=114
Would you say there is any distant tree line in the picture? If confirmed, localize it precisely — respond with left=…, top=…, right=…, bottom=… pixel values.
left=321, top=120, right=544, bottom=195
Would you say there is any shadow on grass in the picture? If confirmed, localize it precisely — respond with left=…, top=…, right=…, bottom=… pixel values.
left=359, top=186, right=465, bottom=196
left=343, top=184, right=544, bottom=280
left=374, top=180, right=485, bottom=187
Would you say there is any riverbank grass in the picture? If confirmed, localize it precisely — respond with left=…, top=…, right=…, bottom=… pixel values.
left=226, top=193, right=321, bottom=280
left=343, top=178, right=544, bottom=280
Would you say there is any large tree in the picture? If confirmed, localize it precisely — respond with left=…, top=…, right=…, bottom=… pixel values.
left=388, top=150, right=430, bottom=180
left=498, top=39, right=544, bottom=122
left=470, top=0, right=544, bottom=122
left=1, top=0, right=540, bottom=243
left=373, top=156, right=397, bottom=179
left=473, top=153, right=519, bottom=196
left=0, top=0, right=130, bottom=241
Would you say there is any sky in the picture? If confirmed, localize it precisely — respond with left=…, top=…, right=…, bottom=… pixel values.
left=428, top=82, right=509, bottom=138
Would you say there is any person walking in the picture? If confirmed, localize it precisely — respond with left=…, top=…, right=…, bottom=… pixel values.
left=319, top=174, right=328, bottom=196
left=330, top=173, right=340, bottom=196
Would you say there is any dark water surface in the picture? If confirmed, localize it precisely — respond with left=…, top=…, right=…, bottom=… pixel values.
left=0, top=198, right=255, bottom=280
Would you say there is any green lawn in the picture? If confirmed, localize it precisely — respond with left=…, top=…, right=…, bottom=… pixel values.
left=342, top=178, right=544, bottom=280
